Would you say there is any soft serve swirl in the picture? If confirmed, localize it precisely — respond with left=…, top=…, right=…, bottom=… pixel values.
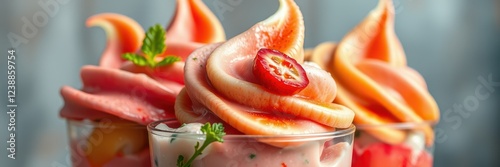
left=60, top=0, right=225, bottom=125
left=175, top=0, right=354, bottom=137
left=305, top=0, right=439, bottom=145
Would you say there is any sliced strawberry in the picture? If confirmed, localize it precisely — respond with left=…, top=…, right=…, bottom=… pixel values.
left=253, top=48, right=309, bottom=95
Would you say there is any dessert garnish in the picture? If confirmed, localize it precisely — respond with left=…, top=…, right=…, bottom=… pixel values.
left=122, top=24, right=181, bottom=68
left=253, top=48, right=309, bottom=95
left=176, top=122, right=226, bottom=167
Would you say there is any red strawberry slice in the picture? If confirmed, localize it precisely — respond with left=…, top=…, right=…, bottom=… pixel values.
left=253, top=48, right=309, bottom=95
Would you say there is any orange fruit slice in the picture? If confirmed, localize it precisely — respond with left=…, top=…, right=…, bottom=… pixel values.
left=84, top=120, right=148, bottom=166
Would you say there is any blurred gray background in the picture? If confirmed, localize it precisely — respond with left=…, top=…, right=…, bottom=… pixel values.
left=1, top=0, right=499, bottom=166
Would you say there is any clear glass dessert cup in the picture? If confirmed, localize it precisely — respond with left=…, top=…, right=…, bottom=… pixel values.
left=66, top=119, right=151, bottom=167
left=148, top=119, right=355, bottom=167
left=352, top=121, right=437, bottom=167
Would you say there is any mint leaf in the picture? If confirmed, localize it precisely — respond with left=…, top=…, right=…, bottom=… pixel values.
left=122, top=24, right=178, bottom=68
left=176, top=123, right=226, bottom=167
left=122, top=53, right=148, bottom=66
left=157, top=56, right=181, bottom=66
left=141, top=24, right=166, bottom=58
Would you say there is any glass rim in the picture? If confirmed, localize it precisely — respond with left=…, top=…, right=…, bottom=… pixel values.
left=147, top=118, right=356, bottom=140
left=66, top=118, right=146, bottom=128
left=354, top=120, right=438, bottom=130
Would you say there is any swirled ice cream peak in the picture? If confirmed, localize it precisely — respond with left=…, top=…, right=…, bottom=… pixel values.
left=305, top=0, right=439, bottom=145
left=175, top=0, right=354, bottom=143
left=60, top=0, right=226, bottom=125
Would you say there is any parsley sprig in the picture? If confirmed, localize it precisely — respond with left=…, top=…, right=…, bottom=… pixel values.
left=122, top=24, right=181, bottom=67
left=176, top=123, right=226, bottom=167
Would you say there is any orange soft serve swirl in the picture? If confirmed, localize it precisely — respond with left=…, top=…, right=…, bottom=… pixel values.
left=60, top=0, right=225, bottom=125
left=306, top=0, right=439, bottom=145
left=175, top=0, right=354, bottom=139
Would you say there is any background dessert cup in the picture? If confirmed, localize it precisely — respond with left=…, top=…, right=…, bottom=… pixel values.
left=305, top=0, right=440, bottom=166
left=148, top=119, right=355, bottom=167
left=352, top=122, right=436, bottom=167
left=59, top=0, right=226, bottom=166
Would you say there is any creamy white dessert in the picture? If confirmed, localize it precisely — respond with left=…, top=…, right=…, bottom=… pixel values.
left=149, top=122, right=354, bottom=167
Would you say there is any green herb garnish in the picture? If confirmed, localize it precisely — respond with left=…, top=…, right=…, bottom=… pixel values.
left=170, top=134, right=178, bottom=143
left=249, top=153, right=256, bottom=159
left=176, top=123, right=226, bottom=167
left=122, top=24, right=181, bottom=67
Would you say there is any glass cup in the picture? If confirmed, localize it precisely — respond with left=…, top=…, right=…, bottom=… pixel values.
left=352, top=122, right=437, bottom=167
left=66, top=119, right=151, bottom=167
left=147, top=119, right=355, bottom=167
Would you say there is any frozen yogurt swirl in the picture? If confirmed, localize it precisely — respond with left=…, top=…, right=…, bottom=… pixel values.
left=60, top=0, right=225, bottom=125
left=305, top=0, right=439, bottom=145
left=175, top=0, right=354, bottom=138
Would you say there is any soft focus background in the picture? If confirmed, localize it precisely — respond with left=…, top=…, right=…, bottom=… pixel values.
left=1, top=0, right=499, bottom=166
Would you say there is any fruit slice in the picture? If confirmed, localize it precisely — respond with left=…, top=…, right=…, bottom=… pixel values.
left=253, top=48, right=309, bottom=95
left=84, top=120, right=148, bottom=166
